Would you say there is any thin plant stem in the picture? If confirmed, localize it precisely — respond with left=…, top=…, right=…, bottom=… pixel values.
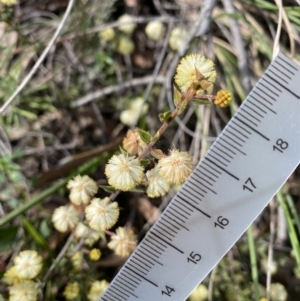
left=277, top=190, right=300, bottom=268
left=0, top=157, right=104, bottom=226
left=286, top=193, right=300, bottom=235
left=247, top=226, right=260, bottom=301
left=0, top=0, right=76, bottom=114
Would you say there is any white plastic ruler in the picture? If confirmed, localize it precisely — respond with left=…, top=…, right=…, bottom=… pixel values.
left=99, top=52, right=300, bottom=301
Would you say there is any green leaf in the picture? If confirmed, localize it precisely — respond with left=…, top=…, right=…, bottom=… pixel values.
left=20, top=215, right=48, bottom=247
left=193, top=98, right=212, bottom=105
left=150, top=148, right=165, bottom=159
left=178, top=99, right=188, bottom=115
left=173, top=85, right=182, bottom=107
left=158, top=111, right=172, bottom=122
left=140, top=159, right=150, bottom=166
left=137, top=128, right=152, bottom=144
left=99, top=185, right=117, bottom=193
left=39, top=220, right=51, bottom=238
left=0, top=226, right=18, bottom=252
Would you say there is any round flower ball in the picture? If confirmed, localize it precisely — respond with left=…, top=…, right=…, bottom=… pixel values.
left=105, top=153, right=144, bottom=191
left=100, top=27, right=115, bottom=42
left=145, top=21, right=165, bottom=41
left=157, top=149, right=193, bottom=185
left=67, top=175, right=98, bottom=206
left=14, top=250, right=43, bottom=280
left=168, top=27, right=187, bottom=51
left=9, top=280, right=38, bottom=301
left=85, top=197, right=119, bottom=231
left=117, top=36, right=135, bottom=55
left=118, top=14, right=136, bottom=34
left=52, top=205, right=79, bottom=233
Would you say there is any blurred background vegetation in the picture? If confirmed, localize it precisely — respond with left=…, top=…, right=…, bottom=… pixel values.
left=0, top=0, right=300, bottom=300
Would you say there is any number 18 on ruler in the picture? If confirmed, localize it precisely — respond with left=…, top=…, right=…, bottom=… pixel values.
left=99, top=52, right=300, bottom=301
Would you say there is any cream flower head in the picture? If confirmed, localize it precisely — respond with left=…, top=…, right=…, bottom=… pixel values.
left=157, top=149, right=193, bottom=185
left=145, top=21, right=165, bottom=41
left=85, top=197, right=119, bottom=231
left=2, top=266, right=20, bottom=285
left=71, top=251, right=83, bottom=271
left=87, top=280, right=109, bottom=301
left=146, top=166, right=170, bottom=198
left=118, top=14, right=136, bottom=34
left=117, top=36, right=135, bottom=55
left=1, top=0, right=17, bottom=5
left=100, top=27, right=115, bottom=42
left=85, top=231, right=102, bottom=247
left=107, top=227, right=137, bottom=257
left=9, top=280, right=38, bottom=301
left=74, top=222, right=89, bottom=239
left=120, top=97, right=149, bottom=126
left=189, top=284, right=209, bottom=301
left=52, top=205, right=79, bottom=233
left=168, top=27, right=187, bottom=51
left=105, top=153, right=144, bottom=191
left=67, top=175, right=98, bottom=205
left=14, top=250, right=42, bottom=280
left=175, top=54, right=216, bottom=94
left=122, top=128, right=147, bottom=156
left=63, top=282, right=79, bottom=300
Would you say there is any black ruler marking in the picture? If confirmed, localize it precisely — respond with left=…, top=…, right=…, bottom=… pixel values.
left=180, top=189, right=201, bottom=206
left=278, top=54, right=298, bottom=71
left=131, top=257, right=152, bottom=271
left=183, top=185, right=202, bottom=202
left=246, top=98, right=268, bottom=114
left=111, top=284, right=132, bottom=299
left=238, top=112, right=258, bottom=127
left=163, top=212, right=189, bottom=231
left=128, top=262, right=149, bottom=275
left=217, top=141, right=237, bottom=156
left=209, top=153, right=228, bottom=166
left=260, top=80, right=281, bottom=96
left=159, top=220, right=179, bottom=234
left=190, top=174, right=217, bottom=194
left=234, top=116, right=270, bottom=141
left=210, top=149, right=231, bottom=163
left=243, top=103, right=264, bottom=119
left=167, top=208, right=188, bottom=224
left=145, top=236, right=167, bottom=251
left=213, top=144, right=234, bottom=159
left=206, top=158, right=240, bottom=181
left=114, top=283, right=139, bottom=298
left=118, top=275, right=139, bottom=288
left=249, top=95, right=276, bottom=114
left=126, top=266, right=158, bottom=287
left=254, top=87, right=276, bottom=104
left=223, top=132, right=245, bottom=147
left=265, top=73, right=300, bottom=99
left=139, top=247, right=163, bottom=266
left=197, top=168, right=218, bottom=181
left=177, top=195, right=211, bottom=218
left=274, top=59, right=294, bottom=76
left=133, top=255, right=153, bottom=269
left=226, top=128, right=247, bottom=143
left=185, top=182, right=204, bottom=198
left=161, top=216, right=181, bottom=231
left=172, top=202, right=192, bottom=217
left=105, top=290, right=123, bottom=301
left=153, top=227, right=173, bottom=242
left=156, top=224, right=176, bottom=238
left=114, top=284, right=138, bottom=298
left=151, top=232, right=184, bottom=254
left=142, top=242, right=163, bottom=256
left=219, top=137, right=246, bottom=155
left=271, top=64, right=291, bottom=81
left=173, top=196, right=194, bottom=212
left=176, top=196, right=196, bottom=211
left=120, top=271, right=142, bottom=285
left=241, top=108, right=261, bottom=122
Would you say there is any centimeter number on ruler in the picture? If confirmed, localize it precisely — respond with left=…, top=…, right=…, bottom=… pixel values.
left=100, top=52, right=300, bottom=301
